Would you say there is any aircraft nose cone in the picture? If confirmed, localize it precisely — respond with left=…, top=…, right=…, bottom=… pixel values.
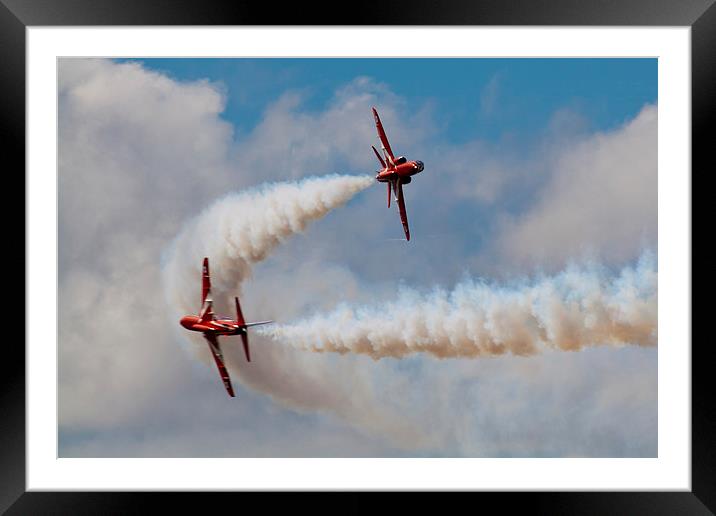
left=180, top=316, right=193, bottom=329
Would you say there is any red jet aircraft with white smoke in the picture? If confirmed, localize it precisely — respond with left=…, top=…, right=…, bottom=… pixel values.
left=371, top=107, right=424, bottom=241
left=180, top=257, right=272, bottom=397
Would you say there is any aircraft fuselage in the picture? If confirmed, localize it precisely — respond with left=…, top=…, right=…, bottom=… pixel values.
left=180, top=315, right=247, bottom=336
left=376, top=159, right=424, bottom=182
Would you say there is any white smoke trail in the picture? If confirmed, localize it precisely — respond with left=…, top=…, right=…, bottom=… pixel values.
left=162, top=174, right=372, bottom=317
left=258, top=253, right=657, bottom=359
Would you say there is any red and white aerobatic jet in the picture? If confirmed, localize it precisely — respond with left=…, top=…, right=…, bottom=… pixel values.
left=371, top=107, right=424, bottom=241
left=180, top=257, right=272, bottom=397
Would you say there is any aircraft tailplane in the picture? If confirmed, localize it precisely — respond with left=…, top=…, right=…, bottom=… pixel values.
left=372, top=145, right=386, bottom=168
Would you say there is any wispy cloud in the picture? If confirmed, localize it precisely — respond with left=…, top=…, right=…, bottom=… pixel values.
left=480, top=73, right=501, bottom=117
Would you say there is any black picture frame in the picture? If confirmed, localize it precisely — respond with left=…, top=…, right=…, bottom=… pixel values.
left=4, top=0, right=708, bottom=512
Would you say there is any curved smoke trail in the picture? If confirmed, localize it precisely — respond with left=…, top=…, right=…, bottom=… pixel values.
left=161, top=174, right=429, bottom=445
left=163, top=174, right=372, bottom=318
left=258, top=253, right=657, bottom=359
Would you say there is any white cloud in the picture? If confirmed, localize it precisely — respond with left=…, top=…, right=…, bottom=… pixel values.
left=230, top=76, right=431, bottom=183
left=495, top=104, right=657, bottom=270
left=58, top=59, right=238, bottom=428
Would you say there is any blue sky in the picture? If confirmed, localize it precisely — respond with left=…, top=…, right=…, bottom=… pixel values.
left=58, top=58, right=658, bottom=458
left=122, top=57, right=657, bottom=284
left=124, top=58, right=656, bottom=144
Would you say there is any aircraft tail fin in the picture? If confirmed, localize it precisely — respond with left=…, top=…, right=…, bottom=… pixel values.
left=240, top=321, right=272, bottom=362
left=234, top=296, right=246, bottom=327
left=236, top=296, right=250, bottom=362
left=241, top=334, right=250, bottom=362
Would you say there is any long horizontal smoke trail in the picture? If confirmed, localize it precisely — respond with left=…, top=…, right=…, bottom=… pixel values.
left=259, top=253, right=657, bottom=359
left=163, top=174, right=372, bottom=318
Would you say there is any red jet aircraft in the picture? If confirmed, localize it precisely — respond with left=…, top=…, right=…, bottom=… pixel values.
left=180, top=257, right=272, bottom=397
left=371, top=107, right=424, bottom=241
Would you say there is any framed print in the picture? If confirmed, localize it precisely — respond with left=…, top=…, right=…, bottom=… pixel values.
left=6, top=0, right=710, bottom=512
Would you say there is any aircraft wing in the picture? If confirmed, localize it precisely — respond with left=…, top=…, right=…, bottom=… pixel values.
left=202, top=257, right=211, bottom=305
left=204, top=333, right=235, bottom=397
left=372, top=107, right=395, bottom=163
left=396, top=181, right=411, bottom=241
left=200, top=257, right=214, bottom=321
